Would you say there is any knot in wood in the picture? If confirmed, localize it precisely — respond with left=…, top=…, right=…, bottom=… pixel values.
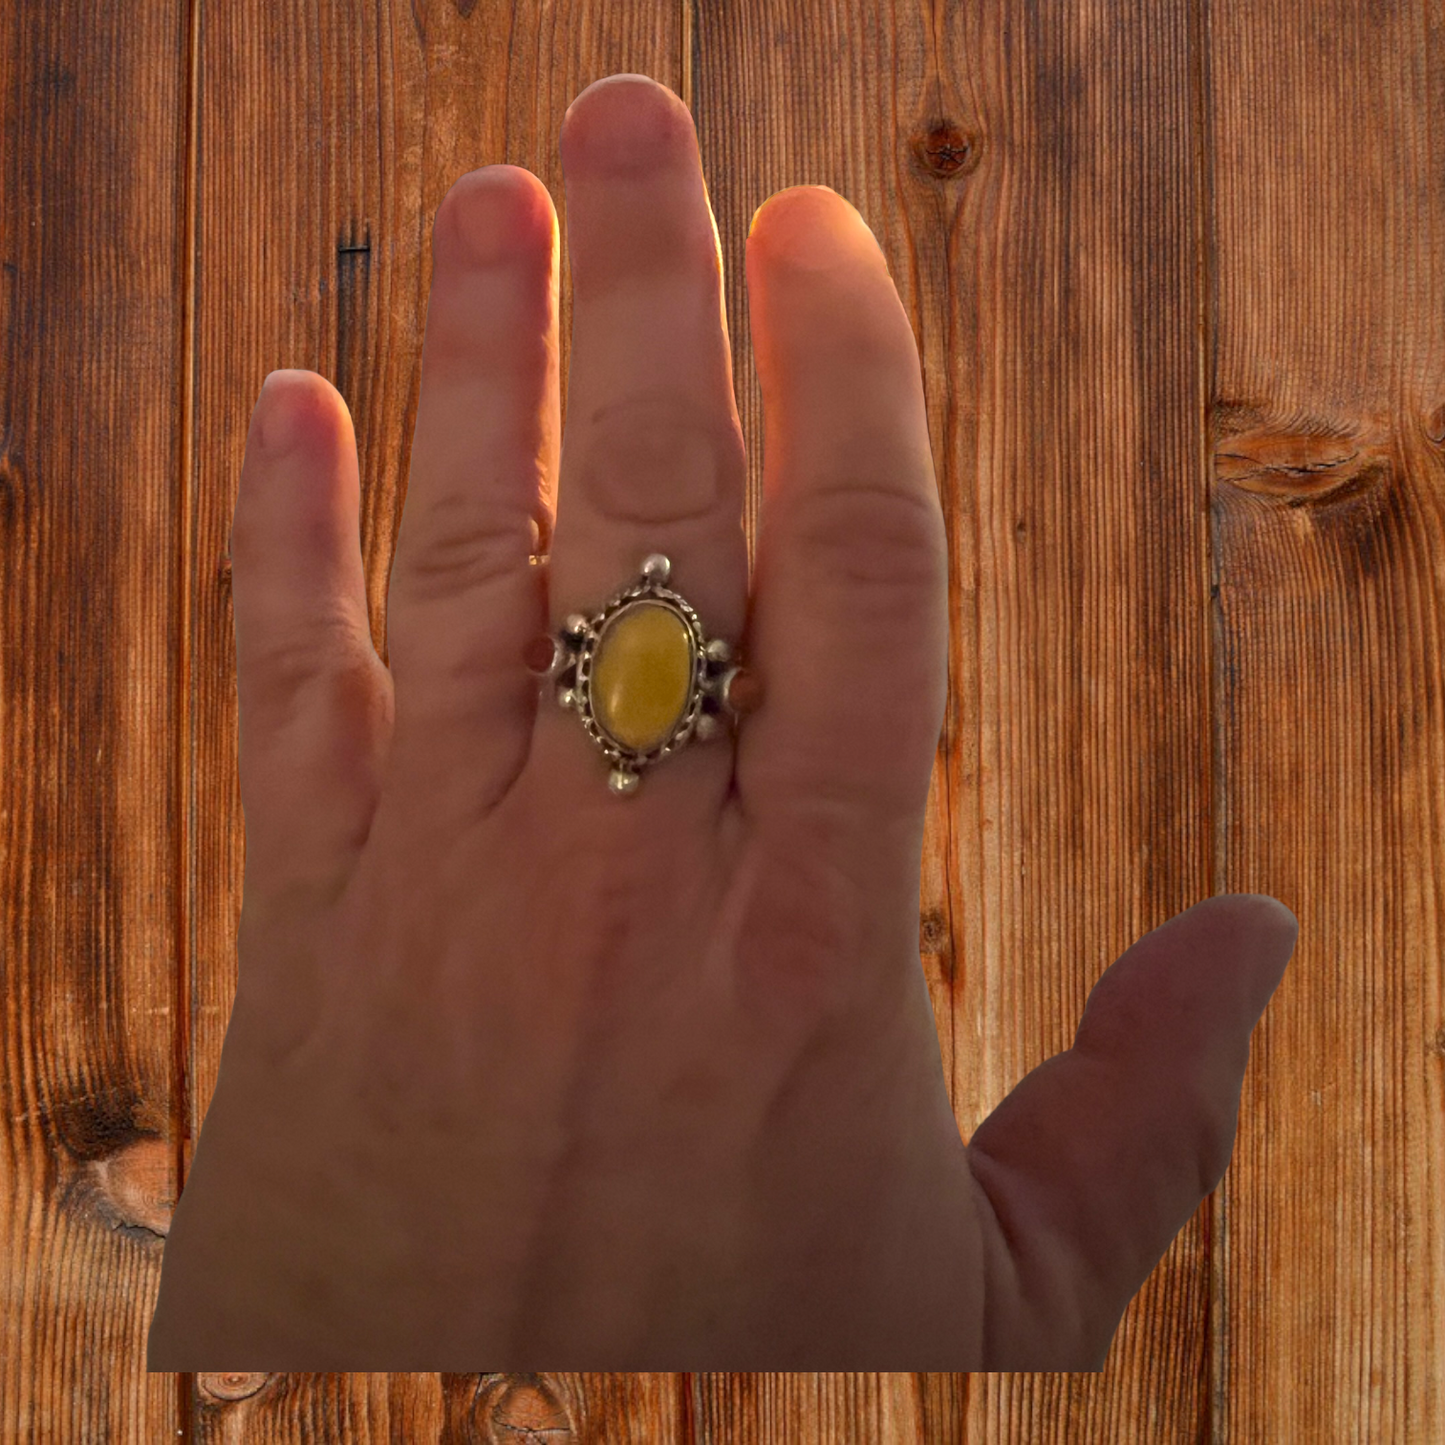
left=477, top=1374, right=574, bottom=1442
left=919, top=909, right=951, bottom=954
left=911, top=122, right=979, bottom=179
left=90, top=1137, right=173, bottom=1236
left=198, top=1372, right=270, bottom=1402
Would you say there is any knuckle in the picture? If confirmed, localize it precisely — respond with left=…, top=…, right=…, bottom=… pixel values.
left=239, top=614, right=377, bottom=724
left=784, top=473, right=948, bottom=595
left=572, top=392, right=746, bottom=526
left=388, top=491, right=534, bottom=607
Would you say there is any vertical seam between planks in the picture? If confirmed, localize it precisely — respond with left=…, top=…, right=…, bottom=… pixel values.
left=679, top=1370, right=697, bottom=1443
left=170, top=0, right=201, bottom=1434
left=1193, top=0, right=1226, bottom=1440
left=683, top=0, right=696, bottom=118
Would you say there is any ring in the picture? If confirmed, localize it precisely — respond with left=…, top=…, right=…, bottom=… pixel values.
left=524, top=553, right=763, bottom=797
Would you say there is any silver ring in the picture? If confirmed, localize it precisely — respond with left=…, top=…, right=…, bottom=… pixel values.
left=525, top=553, right=763, bottom=797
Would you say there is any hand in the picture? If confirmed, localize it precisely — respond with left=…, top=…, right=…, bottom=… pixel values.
left=146, top=73, right=1299, bottom=1371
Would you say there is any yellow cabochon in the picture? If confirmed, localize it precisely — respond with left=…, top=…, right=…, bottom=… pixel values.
left=591, top=601, right=694, bottom=752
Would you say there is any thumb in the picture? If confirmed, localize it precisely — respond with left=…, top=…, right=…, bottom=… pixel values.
left=964, top=893, right=1300, bottom=1370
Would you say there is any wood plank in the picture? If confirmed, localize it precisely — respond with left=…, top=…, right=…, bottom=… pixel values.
left=1207, top=0, right=1445, bottom=1435
left=5, top=0, right=1430, bottom=1430
left=186, top=0, right=1219, bottom=1427
left=697, top=0, right=1215, bottom=1421
left=0, top=1, right=188, bottom=1439
left=181, top=0, right=690, bottom=1433
left=891, top=0, right=1213, bottom=1408
left=190, top=1371, right=685, bottom=1440
left=692, top=1373, right=949, bottom=1441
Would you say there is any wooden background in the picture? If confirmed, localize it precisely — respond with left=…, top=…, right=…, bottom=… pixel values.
left=2, top=0, right=1441, bottom=1437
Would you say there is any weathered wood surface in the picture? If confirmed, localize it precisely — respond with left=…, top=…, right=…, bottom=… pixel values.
left=1204, top=1, right=1444, bottom=1435
left=0, top=0, right=189, bottom=1438
left=1, top=0, right=1439, bottom=1439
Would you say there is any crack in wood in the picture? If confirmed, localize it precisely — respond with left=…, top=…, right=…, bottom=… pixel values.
left=1216, top=448, right=1360, bottom=480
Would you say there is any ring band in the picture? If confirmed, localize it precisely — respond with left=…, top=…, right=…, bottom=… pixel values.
left=524, top=553, right=763, bottom=796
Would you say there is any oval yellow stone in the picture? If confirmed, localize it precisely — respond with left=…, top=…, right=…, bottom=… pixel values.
left=591, top=601, right=695, bottom=752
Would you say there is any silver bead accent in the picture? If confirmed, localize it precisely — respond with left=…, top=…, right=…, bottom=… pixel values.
left=705, top=637, right=733, bottom=664
left=609, top=767, right=641, bottom=797
left=717, top=666, right=743, bottom=717
left=557, top=686, right=577, bottom=710
left=693, top=713, right=721, bottom=742
left=563, top=612, right=591, bottom=640
left=640, top=553, right=671, bottom=585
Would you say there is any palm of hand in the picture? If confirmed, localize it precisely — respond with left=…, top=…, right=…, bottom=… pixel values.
left=148, top=75, right=1297, bottom=1371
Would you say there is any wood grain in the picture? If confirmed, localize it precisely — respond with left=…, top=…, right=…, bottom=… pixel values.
left=897, top=0, right=1224, bottom=1429
left=1, top=0, right=1439, bottom=1437
left=0, top=0, right=187, bottom=1438
left=182, top=0, right=689, bottom=1437
left=1207, top=0, right=1445, bottom=1436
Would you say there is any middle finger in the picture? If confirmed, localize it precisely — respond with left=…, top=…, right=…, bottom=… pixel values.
left=523, top=73, right=750, bottom=815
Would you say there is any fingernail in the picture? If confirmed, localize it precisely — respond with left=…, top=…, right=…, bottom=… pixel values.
left=748, top=188, right=830, bottom=240
left=562, top=75, right=692, bottom=175
left=448, top=166, right=552, bottom=268
left=747, top=186, right=876, bottom=266
left=256, top=372, right=304, bottom=458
